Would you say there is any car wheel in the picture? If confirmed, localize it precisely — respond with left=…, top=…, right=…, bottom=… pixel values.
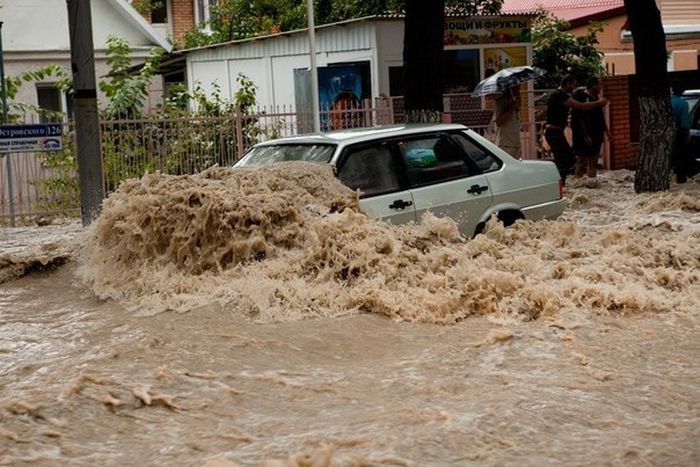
left=497, top=210, right=524, bottom=227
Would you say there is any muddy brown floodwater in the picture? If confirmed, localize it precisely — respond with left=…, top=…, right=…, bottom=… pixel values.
left=1, top=166, right=699, bottom=466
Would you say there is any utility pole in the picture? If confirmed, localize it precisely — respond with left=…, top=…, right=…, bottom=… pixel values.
left=306, top=0, right=320, bottom=133
left=66, top=0, right=104, bottom=225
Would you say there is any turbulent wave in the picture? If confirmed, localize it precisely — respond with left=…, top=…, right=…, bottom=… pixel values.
left=75, top=165, right=700, bottom=322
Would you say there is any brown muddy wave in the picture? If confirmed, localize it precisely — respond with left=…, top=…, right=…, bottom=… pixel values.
left=76, top=164, right=700, bottom=323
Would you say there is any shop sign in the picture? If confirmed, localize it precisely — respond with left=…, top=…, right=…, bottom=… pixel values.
left=444, top=16, right=532, bottom=45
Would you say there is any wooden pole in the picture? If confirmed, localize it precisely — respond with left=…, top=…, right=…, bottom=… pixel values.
left=66, top=0, right=105, bottom=225
left=0, top=22, right=16, bottom=226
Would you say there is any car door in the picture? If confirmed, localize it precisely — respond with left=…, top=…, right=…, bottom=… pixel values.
left=396, top=132, right=494, bottom=236
left=336, top=141, right=416, bottom=225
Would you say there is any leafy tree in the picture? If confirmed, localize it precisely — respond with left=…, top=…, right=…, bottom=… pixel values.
left=183, top=0, right=306, bottom=48
left=130, top=0, right=165, bottom=15
left=181, top=0, right=504, bottom=49
left=624, top=0, right=675, bottom=192
left=531, top=11, right=605, bottom=89
left=99, top=36, right=164, bottom=118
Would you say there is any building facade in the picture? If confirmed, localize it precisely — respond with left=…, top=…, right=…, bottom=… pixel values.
left=1, top=0, right=172, bottom=120
left=502, top=0, right=700, bottom=75
left=184, top=15, right=535, bottom=109
left=131, top=0, right=215, bottom=47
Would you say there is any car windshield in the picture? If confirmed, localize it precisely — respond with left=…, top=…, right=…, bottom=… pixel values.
left=682, top=95, right=699, bottom=113
left=236, top=144, right=336, bottom=167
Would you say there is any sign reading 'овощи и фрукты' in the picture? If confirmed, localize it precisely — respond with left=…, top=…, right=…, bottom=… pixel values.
left=444, top=16, right=532, bottom=45
left=0, top=123, right=63, bottom=154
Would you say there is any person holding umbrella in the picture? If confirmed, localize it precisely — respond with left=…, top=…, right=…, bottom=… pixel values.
left=544, top=74, right=608, bottom=184
left=473, top=66, right=546, bottom=158
left=493, top=87, right=521, bottom=158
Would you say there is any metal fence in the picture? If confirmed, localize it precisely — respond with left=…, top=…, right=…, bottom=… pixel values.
left=0, top=91, right=553, bottom=224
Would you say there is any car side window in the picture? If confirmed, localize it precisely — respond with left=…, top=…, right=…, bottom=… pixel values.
left=397, top=135, right=475, bottom=187
left=337, top=143, right=403, bottom=197
left=450, top=133, right=502, bottom=173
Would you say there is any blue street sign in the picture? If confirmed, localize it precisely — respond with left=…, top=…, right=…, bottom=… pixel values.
left=0, top=123, right=63, bottom=153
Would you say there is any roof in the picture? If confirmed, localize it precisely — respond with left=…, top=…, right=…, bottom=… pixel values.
left=179, top=13, right=537, bottom=54
left=501, top=0, right=625, bottom=24
left=179, top=15, right=379, bottom=53
left=253, top=124, right=469, bottom=147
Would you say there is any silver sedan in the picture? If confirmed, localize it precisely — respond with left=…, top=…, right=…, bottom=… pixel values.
left=235, top=124, right=566, bottom=237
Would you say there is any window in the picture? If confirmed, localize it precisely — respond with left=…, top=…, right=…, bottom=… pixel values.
left=388, top=50, right=480, bottom=96
left=36, top=85, right=73, bottom=123
left=398, top=135, right=474, bottom=187
left=450, top=133, right=501, bottom=173
left=337, top=144, right=402, bottom=197
left=443, top=49, right=480, bottom=93
left=151, top=0, right=168, bottom=24
left=196, top=0, right=217, bottom=24
left=236, top=144, right=336, bottom=167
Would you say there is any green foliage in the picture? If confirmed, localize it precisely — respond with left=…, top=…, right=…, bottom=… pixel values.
left=1, top=64, right=71, bottom=122
left=33, top=141, right=80, bottom=212
left=130, top=0, right=165, bottom=14
left=532, top=11, right=606, bottom=88
left=181, top=0, right=503, bottom=48
left=99, top=36, right=164, bottom=118
left=183, top=0, right=307, bottom=48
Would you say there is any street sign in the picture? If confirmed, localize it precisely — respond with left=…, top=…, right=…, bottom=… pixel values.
left=0, top=123, right=63, bottom=153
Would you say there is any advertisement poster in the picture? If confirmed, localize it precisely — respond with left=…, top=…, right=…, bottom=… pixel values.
left=444, top=16, right=532, bottom=46
left=483, top=46, right=528, bottom=78
left=317, top=65, right=364, bottom=131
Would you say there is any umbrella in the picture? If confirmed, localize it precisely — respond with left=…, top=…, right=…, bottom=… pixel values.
left=471, top=66, right=546, bottom=97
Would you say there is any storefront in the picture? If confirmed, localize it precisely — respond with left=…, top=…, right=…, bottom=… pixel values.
left=185, top=14, right=535, bottom=109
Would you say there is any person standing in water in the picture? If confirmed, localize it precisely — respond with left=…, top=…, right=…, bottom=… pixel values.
left=571, top=76, right=610, bottom=178
left=493, top=87, right=521, bottom=158
left=544, top=74, right=608, bottom=184
left=670, top=80, right=691, bottom=183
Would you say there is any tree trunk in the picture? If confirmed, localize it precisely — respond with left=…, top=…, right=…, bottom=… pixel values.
left=624, top=0, right=675, bottom=192
left=635, top=96, right=675, bottom=192
left=403, top=0, right=444, bottom=123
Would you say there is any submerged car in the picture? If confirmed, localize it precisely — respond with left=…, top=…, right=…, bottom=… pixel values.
left=235, top=124, right=566, bottom=237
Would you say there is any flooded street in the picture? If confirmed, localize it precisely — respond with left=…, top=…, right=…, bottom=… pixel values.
left=1, top=169, right=699, bottom=466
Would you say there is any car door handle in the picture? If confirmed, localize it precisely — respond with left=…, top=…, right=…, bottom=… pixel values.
left=467, top=184, right=489, bottom=195
left=389, top=199, right=413, bottom=210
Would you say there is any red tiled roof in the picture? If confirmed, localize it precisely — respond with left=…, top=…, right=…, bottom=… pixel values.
left=502, top=0, right=624, bottom=22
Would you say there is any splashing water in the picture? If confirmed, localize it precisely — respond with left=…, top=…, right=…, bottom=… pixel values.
left=1, top=169, right=699, bottom=466
left=70, top=165, right=700, bottom=323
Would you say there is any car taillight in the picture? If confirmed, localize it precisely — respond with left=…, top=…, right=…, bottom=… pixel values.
left=558, top=180, right=564, bottom=198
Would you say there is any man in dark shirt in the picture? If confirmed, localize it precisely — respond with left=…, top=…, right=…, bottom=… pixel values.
left=571, top=76, right=610, bottom=178
left=670, top=80, right=691, bottom=183
left=544, top=75, right=608, bottom=184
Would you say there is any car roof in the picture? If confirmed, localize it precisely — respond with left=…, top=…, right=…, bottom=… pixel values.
left=252, top=123, right=469, bottom=147
left=682, top=90, right=700, bottom=96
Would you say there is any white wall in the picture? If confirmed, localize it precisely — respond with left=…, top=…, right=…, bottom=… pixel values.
left=1, top=0, right=168, bottom=113
left=0, top=0, right=163, bottom=52
left=228, top=58, right=270, bottom=107
left=376, top=20, right=405, bottom=96
left=186, top=20, right=380, bottom=111
left=190, top=61, right=230, bottom=99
